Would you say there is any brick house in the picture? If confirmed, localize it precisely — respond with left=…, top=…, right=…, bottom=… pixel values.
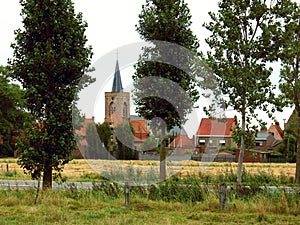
left=195, top=118, right=236, bottom=154
left=254, top=132, right=276, bottom=151
left=268, top=123, right=284, bottom=141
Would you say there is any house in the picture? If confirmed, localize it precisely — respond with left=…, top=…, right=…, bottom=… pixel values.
left=169, top=134, right=195, bottom=151
left=130, top=119, right=150, bottom=151
left=235, top=131, right=283, bottom=163
left=268, top=123, right=284, bottom=141
left=168, top=127, right=195, bottom=153
left=195, top=118, right=236, bottom=154
left=253, top=132, right=276, bottom=151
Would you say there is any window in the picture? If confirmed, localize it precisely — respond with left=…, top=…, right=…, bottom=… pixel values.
left=209, top=139, right=215, bottom=146
left=109, top=102, right=116, bottom=116
left=256, top=141, right=263, bottom=146
left=123, top=102, right=127, bottom=118
left=198, top=139, right=205, bottom=146
left=219, top=140, right=226, bottom=146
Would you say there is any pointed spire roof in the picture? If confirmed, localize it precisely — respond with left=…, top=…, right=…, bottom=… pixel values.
left=112, top=60, right=123, bottom=92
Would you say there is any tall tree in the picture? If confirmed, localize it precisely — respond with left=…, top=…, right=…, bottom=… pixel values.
left=133, top=0, right=200, bottom=181
left=10, top=0, right=93, bottom=189
left=204, top=0, right=278, bottom=185
left=274, top=0, right=300, bottom=183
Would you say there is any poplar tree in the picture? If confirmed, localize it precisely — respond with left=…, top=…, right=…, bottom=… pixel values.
left=10, top=0, right=93, bottom=189
left=133, top=0, right=200, bottom=181
left=204, top=0, right=278, bottom=185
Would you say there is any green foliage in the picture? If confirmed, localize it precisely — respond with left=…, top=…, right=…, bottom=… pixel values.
left=96, top=121, right=113, bottom=151
left=0, top=143, right=14, bottom=158
left=272, top=0, right=300, bottom=182
left=114, top=122, right=137, bottom=160
left=218, top=146, right=237, bottom=152
left=141, top=135, right=158, bottom=152
left=10, top=0, right=93, bottom=188
left=0, top=66, right=31, bottom=143
left=133, top=0, right=200, bottom=130
left=148, top=180, right=203, bottom=203
left=0, top=189, right=300, bottom=224
left=204, top=0, right=279, bottom=184
left=100, top=166, right=159, bottom=184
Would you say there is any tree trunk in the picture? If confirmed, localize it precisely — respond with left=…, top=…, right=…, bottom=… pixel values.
left=160, top=126, right=166, bottom=182
left=237, top=114, right=246, bottom=186
left=296, top=111, right=300, bottom=184
left=42, top=164, right=52, bottom=190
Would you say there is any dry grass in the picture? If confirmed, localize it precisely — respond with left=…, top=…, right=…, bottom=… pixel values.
left=0, top=158, right=296, bottom=180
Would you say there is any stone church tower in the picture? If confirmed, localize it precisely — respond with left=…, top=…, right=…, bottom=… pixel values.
left=105, top=60, right=130, bottom=123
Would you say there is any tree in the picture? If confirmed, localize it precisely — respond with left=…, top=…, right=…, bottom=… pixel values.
left=274, top=0, right=300, bottom=183
left=114, top=122, right=136, bottom=160
left=10, top=0, right=93, bottom=190
left=97, top=121, right=113, bottom=152
left=141, top=135, right=158, bottom=152
left=85, top=123, right=102, bottom=159
left=204, top=0, right=278, bottom=185
left=133, top=0, right=200, bottom=181
left=0, top=66, right=31, bottom=150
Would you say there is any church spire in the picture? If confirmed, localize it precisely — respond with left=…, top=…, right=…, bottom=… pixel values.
left=112, top=60, right=123, bottom=92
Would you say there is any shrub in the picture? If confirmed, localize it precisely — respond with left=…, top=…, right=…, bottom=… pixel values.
left=0, top=143, right=14, bottom=158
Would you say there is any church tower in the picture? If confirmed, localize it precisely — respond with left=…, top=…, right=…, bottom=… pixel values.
left=105, top=60, right=130, bottom=124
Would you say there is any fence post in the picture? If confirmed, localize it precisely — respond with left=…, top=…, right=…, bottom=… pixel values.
left=6, top=164, right=9, bottom=172
left=219, top=183, right=227, bottom=210
left=125, top=180, right=130, bottom=208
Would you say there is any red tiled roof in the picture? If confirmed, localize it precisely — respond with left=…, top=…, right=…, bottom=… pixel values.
left=169, top=134, right=194, bottom=149
left=131, top=120, right=150, bottom=142
left=196, top=118, right=235, bottom=136
left=131, top=120, right=149, bottom=134
left=273, top=125, right=283, bottom=138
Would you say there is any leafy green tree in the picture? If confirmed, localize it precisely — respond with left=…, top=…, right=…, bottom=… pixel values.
left=274, top=0, right=300, bottom=182
left=10, top=0, right=93, bottom=189
left=97, top=121, right=113, bottom=152
left=0, top=66, right=31, bottom=149
left=115, top=122, right=136, bottom=160
left=134, top=0, right=200, bottom=181
left=204, top=0, right=278, bottom=185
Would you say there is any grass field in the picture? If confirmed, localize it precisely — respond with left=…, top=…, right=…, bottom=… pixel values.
left=0, top=187, right=299, bottom=225
left=0, top=158, right=299, bottom=224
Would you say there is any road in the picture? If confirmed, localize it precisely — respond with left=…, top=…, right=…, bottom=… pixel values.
left=0, top=180, right=299, bottom=193
left=0, top=180, right=95, bottom=190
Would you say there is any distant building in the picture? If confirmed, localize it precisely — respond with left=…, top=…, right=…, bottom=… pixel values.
left=195, top=118, right=236, bottom=154
left=104, top=60, right=130, bottom=125
left=268, top=123, right=284, bottom=141
left=131, top=119, right=150, bottom=151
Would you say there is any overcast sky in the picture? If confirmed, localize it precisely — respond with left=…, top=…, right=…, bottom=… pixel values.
left=0, top=1, right=294, bottom=132
left=0, top=0, right=219, bottom=65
